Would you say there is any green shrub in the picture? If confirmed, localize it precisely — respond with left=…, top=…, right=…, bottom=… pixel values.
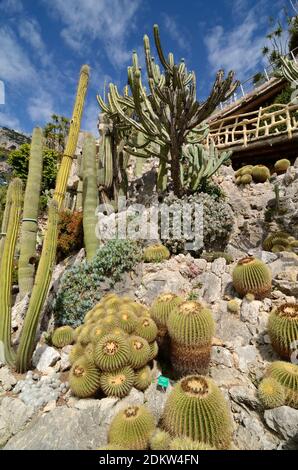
left=54, top=240, right=142, bottom=326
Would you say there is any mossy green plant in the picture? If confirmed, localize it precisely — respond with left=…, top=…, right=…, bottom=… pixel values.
left=134, top=365, right=152, bottom=391
left=268, top=303, right=298, bottom=359
left=128, top=335, right=151, bottom=369
left=69, top=356, right=101, bottom=398
left=51, top=325, right=74, bottom=348
left=232, top=257, right=272, bottom=299
left=258, top=377, right=285, bottom=409
left=161, top=375, right=232, bottom=449
left=267, top=361, right=298, bottom=408
left=143, top=244, right=170, bottom=263
left=93, top=333, right=129, bottom=371
left=100, top=366, right=135, bottom=398
left=167, top=301, right=215, bottom=375
left=108, top=405, right=156, bottom=450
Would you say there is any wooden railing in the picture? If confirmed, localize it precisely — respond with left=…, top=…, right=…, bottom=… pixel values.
left=207, top=103, right=298, bottom=149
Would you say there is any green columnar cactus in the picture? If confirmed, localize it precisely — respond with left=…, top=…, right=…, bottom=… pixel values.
left=258, top=377, right=285, bottom=409
left=18, top=128, right=43, bottom=298
left=0, top=179, right=23, bottom=365
left=232, top=257, right=272, bottom=299
left=16, top=200, right=59, bottom=372
left=161, top=375, right=232, bottom=449
left=75, top=154, right=83, bottom=211
left=274, top=159, right=291, bottom=175
left=268, top=303, right=298, bottom=360
left=267, top=361, right=298, bottom=408
left=108, top=405, right=156, bottom=450
left=51, top=325, right=74, bottom=348
left=82, top=133, right=99, bottom=261
left=167, top=301, right=215, bottom=376
left=251, top=165, right=270, bottom=183
left=0, top=181, right=14, bottom=266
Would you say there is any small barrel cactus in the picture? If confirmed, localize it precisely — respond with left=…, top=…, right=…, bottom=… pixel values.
left=150, top=429, right=171, bottom=450
left=117, top=308, right=138, bottom=334
left=232, top=257, right=272, bottom=299
left=150, top=293, right=183, bottom=328
left=263, top=232, right=293, bottom=253
left=93, top=333, right=129, bottom=371
left=251, top=165, right=270, bottom=183
left=167, top=301, right=215, bottom=376
left=134, top=317, right=158, bottom=343
left=161, top=375, right=232, bottom=449
left=69, top=343, right=85, bottom=365
left=128, top=335, right=151, bottom=369
left=258, top=377, right=285, bottom=409
left=268, top=303, right=298, bottom=359
left=170, top=437, right=216, bottom=450
left=267, top=361, right=298, bottom=408
left=274, top=159, right=291, bottom=175
left=100, top=366, right=135, bottom=398
left=227, top=299, right=240, bottom=314
left=134, top=365, right=152, bottom=391
left=143, top=244, right=170, bottom=263
left=240, top=174, right=252, bottom=185
left=51, top=325, right=74, bottom=348
left=108, top=405, right=156, bottom=450
left=148, top=340, right=159, bottom=361
left=69, top=356, right=101, bottom=398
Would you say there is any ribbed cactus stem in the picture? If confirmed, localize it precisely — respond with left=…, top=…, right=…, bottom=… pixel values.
left=76, top=154, right=84, bottom=211
left=54, top=65, right=90, bottom=209
left=0, top=182, right=14, bottom=266
left=18, top=127, right=43, bottom=298
left=82, top=133, right=99, bottom=261
left=0, top=178, right=23, bottom=365
left=16, top=200, right=59, bottom=372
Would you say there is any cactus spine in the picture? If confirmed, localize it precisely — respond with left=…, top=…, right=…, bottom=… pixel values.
left=82, top=133, right=99, bottom=261
left=0, top=179, right=23, bottom=364
left=54, top=65, right=90, bottom=209
left=16, top=201, right=59, bottom=372
left=18, top=128, right=43, bottom=298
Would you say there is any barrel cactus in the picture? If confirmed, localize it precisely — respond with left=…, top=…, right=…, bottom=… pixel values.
left=258, top=377, right=285, bottom=409
left=128, top=335, right=151, bottom=369
left=150, top=429, right=171, bottom=450
left=227, top=299, right=240, bottom=314
left=117, top=308, right=138, bottom=334
left=274, top=159, right=290, bottom=175
left=143, top=244, right=170, bottom=263
left=267, top=361, right=298, bottom=408
left=170, top=437, right=216, bottom=450
left=161, top=375, right=232, bottom=449
left=134, top=365, right=152, bottom=391
left=268, top=303, right=298, bottom=359
left=69, top=343, right=85, bottom=365
left=93, top=333, right=129, bottom=371
left=263, top=232, right=293, bottom=253
left=251, top=165, right=270, bottom=183
left=240, top=174, right=252, bottom=185
left=148, top=340, right=159, bottom=361
left=232, top=257, right=272, bottom=299
left=167, top=301, right=215, bottom=375
left=100, top=366, right=135, bottom=398
left=134, top=317, right=158, bottom=343
left=108, top=405, right=156, bottom=450
left=69, top=356, right=101, bottom=398
left=51, top=325, right=74, bottom=348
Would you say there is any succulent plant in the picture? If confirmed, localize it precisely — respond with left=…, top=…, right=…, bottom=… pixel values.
left=150, top=429, right=171, bottom=450
left=267, top=361, right=298, bottom=408
left=150, top=293, right=183, bottom=328
left=240, top=174, right=252, bottom=185
left=90, top=323, right=111, bottom=343
left=143, top=244, right=170, bottom=263
left=108, top=405, right=156, bottom=450
left=94, top=333, right=129, bottom=371
left=268, top=303, right=298, bottom=359
left=235, top=165, right=253, bottom=177
left=134, top=365, right=152, bottom=391
left=251, top=165, right=270, bottom=183
left=148, top=341, right=159, bottom=361
left=232, top=257, right=272, bottom=299
left=274, top=159, right=291, bottom=175
left=128, top=335, right=151, bottom=369
left=69, top=342, right=85, bottom=365
left=100, top=366, right=135, bottom=398
left=51, top=326, right=74, bottom=348
left=167, top=301, right=215, bottom=375
left=134, top=317, right=158, bottom=343
left=78, top=324, right=92, bottom=346
left=227, top=299, right=240, bottom=314
left=117, top=308, right=138, bottom=334
left=161, top=375, right=232, bottom=449
left=258, top=377, right=285, bottom=409
left=263, top=232, right=293, bottom=253
left=69, top=356, right=101, bottom=398
left=84, top=342, right=95, bottom=362
left=201, top=251, right=234, bottom=264
left=169, top=437, right=216, bottom=450
left=100, top=315, right=120, bottom=330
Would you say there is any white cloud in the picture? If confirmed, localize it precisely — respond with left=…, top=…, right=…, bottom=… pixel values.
left=0, top=111, right=20, bottom=129
left=163, top=14, right=189, bottom=51
left=46, top=0, right=141, bottom=68
left=204, top=11, right=267, bottom=80
left=27, top=91, right=55, bottom=123
left=0, top=0, right=23, bottom=14
left=18, top=18, right=45, bottom=53
left=0, top=27, right=36, bottom=84
left=82, top=100, right=99, bottom=135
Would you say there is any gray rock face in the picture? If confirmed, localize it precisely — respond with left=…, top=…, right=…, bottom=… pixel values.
left=264, top=407, right=298, bottom=441
left=0, top=396, right=35, bottom=447
left=211, top=346, right=234, bottom=368
left=235, top=345, right=259, bottom=372
left=233, top=409, right=279, bottom=450
left=144, top=382, right=172, bottom=421
left=0, top=366, right=17, bottom=392
left=32, top=345, right=61, bottom=372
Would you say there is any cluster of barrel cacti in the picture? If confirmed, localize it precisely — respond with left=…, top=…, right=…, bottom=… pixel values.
left=263, top=231, right=298, bottom=254
left=258, top=361, right=298, bottom=409
left=62, top=294, right=158, bottom=398
left=235, top=164, right=270, bottom=185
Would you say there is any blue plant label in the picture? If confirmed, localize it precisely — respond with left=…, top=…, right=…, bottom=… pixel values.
left=157, top=375, right=170, bottom=388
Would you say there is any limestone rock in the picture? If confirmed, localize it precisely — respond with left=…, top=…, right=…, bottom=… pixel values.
left=32, top=345, right=61, bottom=372
left=0, top=397, right=35, bottom=447
left=264, top=407, right=298, bottom=441
left=0, top=366, right=17, bottom=392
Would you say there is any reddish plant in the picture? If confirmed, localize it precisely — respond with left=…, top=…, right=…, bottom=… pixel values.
left=57, top=210, right=83, bottom=261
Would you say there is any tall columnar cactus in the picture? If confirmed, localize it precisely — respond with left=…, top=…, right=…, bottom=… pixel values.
left=75, top=154, right=84, bottom=211
left=15, top=200, right=59, bottom=372
left=0, top=182, right=13, bottom=266
left=18, top=127, right=43, bottom=298
left=0, top=179, right=23, bottom=365
left=54, top=65, right=90, bottom=209
left=82, top=133, right=99, bottom=261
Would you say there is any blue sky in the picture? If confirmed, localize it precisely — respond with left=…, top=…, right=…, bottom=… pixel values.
left=0, top=0, right=296, bottom=135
